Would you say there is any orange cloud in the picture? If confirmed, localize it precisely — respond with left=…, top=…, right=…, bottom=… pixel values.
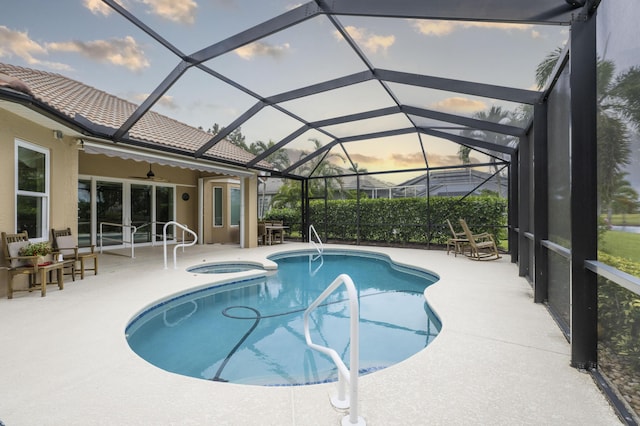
left=429, top=97, right=487, bottom=114
left=411, top=19, right=534, bottom=37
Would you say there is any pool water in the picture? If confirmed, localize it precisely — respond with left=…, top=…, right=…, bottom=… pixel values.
left=126, top=250, right=441, bottom=386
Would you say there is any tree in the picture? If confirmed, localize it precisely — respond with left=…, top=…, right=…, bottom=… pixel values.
left=297, top=138, right=345, bottom=198
left=248, top=140, right=290, bottom=171
left=460, top=106, right=515, bottom=197
left=611, top=175, right=640, bottom=219
left=457, top=145, right=471, bottom=165
left=536, top=48, right=640, bottom=216
left=207, top=123, right=248, bottom=151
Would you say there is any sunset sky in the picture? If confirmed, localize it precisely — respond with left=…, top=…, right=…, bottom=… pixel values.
left=1, top=1, right=571, bottom=180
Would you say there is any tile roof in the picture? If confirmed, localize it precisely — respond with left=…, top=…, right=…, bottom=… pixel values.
left=0, top=62, right=265, bottom=168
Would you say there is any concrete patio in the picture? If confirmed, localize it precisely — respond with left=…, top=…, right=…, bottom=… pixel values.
left=0, top=243, right=621, bottom=425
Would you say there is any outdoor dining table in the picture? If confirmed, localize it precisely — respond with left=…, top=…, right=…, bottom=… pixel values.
left=264, top=224, right=289, bottom=245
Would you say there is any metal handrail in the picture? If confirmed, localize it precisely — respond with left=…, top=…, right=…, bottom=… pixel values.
left=163, top=221, right=198, bottom=269
left=308, top=253, right=324, bottom=277
left=309, top=224, right=323, bottom=257
left=303, top=274, right=365, bottom=426
left=99, top=222, right=137, bottom=258
left=132, top=221, right=169, bottom=246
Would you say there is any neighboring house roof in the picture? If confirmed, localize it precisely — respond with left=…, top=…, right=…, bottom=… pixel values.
left=0, top=63, right=270, bottom=170
left=398, top=169, right=508, bottom=197
left=259, top=167, right=394, bottom=196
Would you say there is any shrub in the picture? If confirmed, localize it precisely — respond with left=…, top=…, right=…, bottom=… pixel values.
left=265, top=195, right=507, bottom=246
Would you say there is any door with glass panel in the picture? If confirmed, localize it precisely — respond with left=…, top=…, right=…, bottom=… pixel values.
left=96, top=181, right=123, bottom=246
left=78, top=179, right=92, bottom=246
left=156, top=186, right=174, bottom=240
left=131, top=184, right=152, bottom=243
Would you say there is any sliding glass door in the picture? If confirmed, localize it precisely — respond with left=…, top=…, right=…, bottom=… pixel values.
left=79, top=177, right=175, bottom=248
left=131, top=184, right=152, bottom=243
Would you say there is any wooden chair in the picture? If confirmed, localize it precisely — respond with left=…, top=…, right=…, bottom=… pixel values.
left=257, top=221, right=267, bottom=245
left=446, top=219, right=469, bottom=256
left=2, top=231, right=64, bottom=298
left=270, top=220, right=285, bottom=244
left=458, top=219, right=501, bottom=261
left=51, top=228, right=98, bottom=279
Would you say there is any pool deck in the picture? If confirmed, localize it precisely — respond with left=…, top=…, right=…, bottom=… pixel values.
left=0, top=243, right=622, bottom=425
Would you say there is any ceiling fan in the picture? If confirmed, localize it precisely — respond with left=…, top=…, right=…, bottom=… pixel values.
left=129, top=163, right=168, bottom=182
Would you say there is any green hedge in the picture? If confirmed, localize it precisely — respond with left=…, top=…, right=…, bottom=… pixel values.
left=598, top=252, right=640, bottom=368
left=266, top=196, right=507, bottom=245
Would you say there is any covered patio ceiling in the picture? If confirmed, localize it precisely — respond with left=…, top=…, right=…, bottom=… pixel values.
left=99, top=0, right=585, bottom=181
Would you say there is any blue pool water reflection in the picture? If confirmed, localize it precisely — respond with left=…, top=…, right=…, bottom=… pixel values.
left=126, top=250, right=441, bottom=386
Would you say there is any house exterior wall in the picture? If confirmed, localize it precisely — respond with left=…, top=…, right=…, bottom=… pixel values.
left=0, top=108, right=79, bottom=298
left=202, top=178, right=240, bottom=244
left=1, top=107, right=259, bottom=298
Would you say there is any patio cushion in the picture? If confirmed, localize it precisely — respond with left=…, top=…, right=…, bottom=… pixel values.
left=8, top=240, right=29, bottom=268
left=55, top=235, right=77, bottom=256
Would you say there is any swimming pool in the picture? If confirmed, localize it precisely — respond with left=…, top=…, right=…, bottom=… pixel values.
left=126, top=250, right=441, bottom=386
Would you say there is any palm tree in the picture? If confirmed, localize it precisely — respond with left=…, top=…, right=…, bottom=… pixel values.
left=460, top=106, right=515, bottom=197
left=536, top=48, right=640, bottom=216
left=248, top=140, right=290, bottom=171
left=298, top=138, right=346, bottom=199
left=611, top=175, right=640, bottom=221
left=457, top=145, right=471, bottom=165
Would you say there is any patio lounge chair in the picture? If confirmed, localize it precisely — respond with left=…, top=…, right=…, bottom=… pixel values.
left=459, top=219, right=501, bottom=261
left=51, top=228, right=98, bottom=279
left=2, top=231, right=64, bottom=298
left=446, top=219, right=469, bottom=256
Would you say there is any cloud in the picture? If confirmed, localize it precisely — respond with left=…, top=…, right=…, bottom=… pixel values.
left=350, top=153, right=381, bottom=164
left=83, top=0, right=122, bottom=16
left=141, top=0, right=198, bottom=25
left=429, top=97, right=487, bottom=114
left=425, top=153, right=465, bottom=167
left=132, top=93, right=178, bottom=109
left=235, top=41, right=291, bottom=60
left=84, top=0, right=196, bottom=24
left=47, top=36, right=149, bottom=71
left=390, top=152, right=425, bottom=167
left=0, top=26, right=71, bottom=71
left=411, top=19, right=534, bottom=37
left=335, top=26, right=395, bottom=54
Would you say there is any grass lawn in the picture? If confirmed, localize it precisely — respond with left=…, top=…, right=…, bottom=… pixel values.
left=605, top=213, right=640, bottom=226
left=601, top=230, right=640, bottom=263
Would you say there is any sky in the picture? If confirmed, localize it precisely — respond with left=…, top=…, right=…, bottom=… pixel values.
left=1, top=0, right=571, bottom=182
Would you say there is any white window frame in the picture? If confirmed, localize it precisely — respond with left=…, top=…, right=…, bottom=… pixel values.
left=15, top=139, right=50, bottom=241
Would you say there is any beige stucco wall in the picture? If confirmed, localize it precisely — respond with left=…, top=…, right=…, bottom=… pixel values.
left=1, top=108, right=259, bottom=298
left=202, top=178, right=240, bottom=244
left=0, top=109, right=79, bottom=297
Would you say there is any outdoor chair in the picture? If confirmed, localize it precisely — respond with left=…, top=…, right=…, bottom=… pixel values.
left=2, top=231, right=64, bottom=298
left=51, top=228, right=98, bottom=279
left=257, top=221, right=267, bottom=245
left=270, top=220, right=285, bottom=244
left=446, top=219, right=469, bottom=256
left=458, top=219, right=501, bottom=261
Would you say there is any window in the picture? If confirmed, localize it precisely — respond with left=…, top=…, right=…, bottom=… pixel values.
left=213, top=187, right=223, bottom=227
left=16, top=140, right=49, bottom=240
left=230, top=187, right=241, bottom=226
